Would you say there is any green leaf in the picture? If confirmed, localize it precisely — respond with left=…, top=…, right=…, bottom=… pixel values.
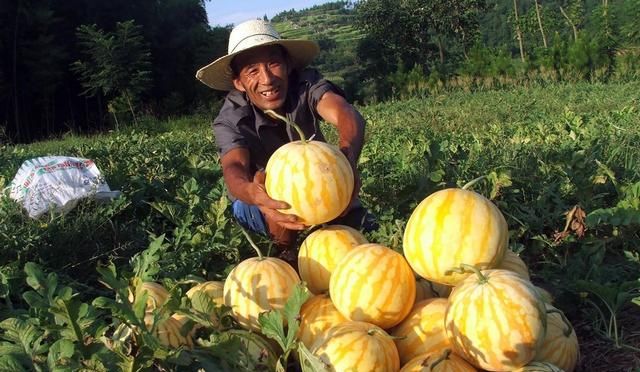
left=23, top=262, right=46, bottom=292
left=96, top=262, right=128, bottom=292
left=258, top=283, right=311, bottom=356
left=281, top=283, right=311, bottom=348
left=92, top=297, right=141, bottom=329
left=0, top=318, right=48, bottom=364
left=49, top=298, right=87, bottom=345
left=257, top=307, right=287, bottom=351
left=130, top=235, right=166, bottom=281
left=189, top=291, right=218, bottom=318
left=47, top=338, right=77, bottom=371
left=297, top=342, right=329, bottom=372
left=0, top=355, right=28, bottom=372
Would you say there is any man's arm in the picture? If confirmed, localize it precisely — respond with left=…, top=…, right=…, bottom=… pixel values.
left=220, top=147, right=306, bottom=230
left=316, top=91, right=365, bottom=208
left=315, top=91, right=365, bottom=167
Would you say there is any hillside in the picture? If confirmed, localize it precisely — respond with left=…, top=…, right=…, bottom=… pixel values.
left=271, top=2, right=364, bottom=92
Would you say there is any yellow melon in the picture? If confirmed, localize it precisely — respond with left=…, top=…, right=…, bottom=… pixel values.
left=298, top=225, right=368, bottom=294
left=403, top=188, right=508, bottom=286
left=311, top=321, right=400, bottom=371
left=391, top=298, right=451, bottom=365
left=330, top=244, right=416, bottom=329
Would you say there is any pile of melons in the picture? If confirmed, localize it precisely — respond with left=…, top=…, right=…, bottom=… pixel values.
left=135, top=115, right=580, bottom=371
left=295, top=188, right=579, bottom=371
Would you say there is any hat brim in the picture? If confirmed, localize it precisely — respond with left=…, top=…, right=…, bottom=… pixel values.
left=195, top=39, right=320, bottom=91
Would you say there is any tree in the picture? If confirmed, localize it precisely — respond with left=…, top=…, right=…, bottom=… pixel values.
left=533, top=0, right=548, bottom=48
left=559, top=0, right=584, bottom=42
left=71, top=20, right=151, bottom=128
left=512, top=0, right=526, bottom=61
left=356, top=0, right=485, bottom=68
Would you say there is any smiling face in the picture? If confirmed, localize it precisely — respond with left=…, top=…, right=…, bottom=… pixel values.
left=231, top=45, right=290, bottom=111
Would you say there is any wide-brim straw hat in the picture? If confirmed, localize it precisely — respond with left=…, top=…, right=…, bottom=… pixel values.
left=196, top=19, right=320, bottom=91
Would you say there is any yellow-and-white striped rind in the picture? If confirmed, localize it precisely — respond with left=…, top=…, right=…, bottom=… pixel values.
left=499, top=250, right=531, bottom=281
left=223, top=257, right=300, bottom=332
left=444, top=269, right=546, bottom=371
left=298, top=225, right=368, bottom=294
left=399, top=350, right=478, bottom=372
left=311, top=320, right=400, bottom=371
left=329, top=243, right=416, bottom=329
left=391, top=298, right=451, bottom=365
left=534, top=304, right=579, bottom=372
left=297, top=293, right=348, bottom=349
left=265, top=140, right=354, bottom=225
left=403, top=188, right=508, bottom=286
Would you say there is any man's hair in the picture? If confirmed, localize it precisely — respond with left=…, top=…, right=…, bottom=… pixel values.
left=230, top=45, right=290, bottom=78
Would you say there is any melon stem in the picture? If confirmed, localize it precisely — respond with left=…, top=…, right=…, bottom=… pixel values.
left=547, top=308, right=573, bottom=337
left=264, top=109, right=307, bottom=142
left=445, top=263, right=488, bottom=283
left=462, top=175, right=487, bottom=190
left=426, top=348, right=452, bottom=369
left=239, top=226, right=264, bottom=260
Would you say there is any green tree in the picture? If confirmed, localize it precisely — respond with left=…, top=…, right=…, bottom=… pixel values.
left=71, top=20, right=151, bottom=128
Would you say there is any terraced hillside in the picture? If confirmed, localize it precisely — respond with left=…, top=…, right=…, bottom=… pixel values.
left=271, top=2, right=364, bottom=93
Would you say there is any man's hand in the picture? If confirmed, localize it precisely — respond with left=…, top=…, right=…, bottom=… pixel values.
left=250, top=170, right=307, bottom=230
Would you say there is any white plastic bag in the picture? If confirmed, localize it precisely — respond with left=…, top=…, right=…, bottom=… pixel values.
left=7, top=156, right=121, bottom=218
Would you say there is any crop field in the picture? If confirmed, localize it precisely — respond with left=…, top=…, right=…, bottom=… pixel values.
left=0, top=81, right=638, bottom=370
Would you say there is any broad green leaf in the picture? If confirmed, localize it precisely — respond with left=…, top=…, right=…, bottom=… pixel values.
left=0, top=318, right=48, bottom=362
left=258, top=282, right=311, bottom=364
left=0, top=354, right=28, bottom=372
left=96, top=262, right=128, bottom=292
left=297, top=342, right=329, bottom=372
left=47, top=338, right=76, bottom=371
left=281, top=283, right=311, bottom=348
left=258, top=308, right=287, bottom=351
left=131, top=234, right=166, bottom=281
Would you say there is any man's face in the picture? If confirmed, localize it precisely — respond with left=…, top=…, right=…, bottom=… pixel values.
left=232, top=45, right=289, bottom=111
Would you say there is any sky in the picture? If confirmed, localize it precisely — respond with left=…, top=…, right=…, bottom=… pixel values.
left=205, top=0, right=332, bottom=27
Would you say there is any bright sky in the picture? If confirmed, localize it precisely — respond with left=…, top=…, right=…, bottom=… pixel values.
left=205, top=0, right=333, bottom=27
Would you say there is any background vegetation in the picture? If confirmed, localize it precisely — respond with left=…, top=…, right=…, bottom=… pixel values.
left=2, top=1, right=639, bottom=143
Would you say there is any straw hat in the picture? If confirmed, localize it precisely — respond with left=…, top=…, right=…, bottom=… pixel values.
left=196, top=19, right=320, bottom=91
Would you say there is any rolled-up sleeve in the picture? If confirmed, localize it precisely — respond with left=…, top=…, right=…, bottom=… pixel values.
left=213, top=120, right=247, bottom=157
left=305, top=70, right=347, bottom=119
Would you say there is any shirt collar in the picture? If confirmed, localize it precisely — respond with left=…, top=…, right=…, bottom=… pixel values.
left=227, top=70, right=302, bottom=133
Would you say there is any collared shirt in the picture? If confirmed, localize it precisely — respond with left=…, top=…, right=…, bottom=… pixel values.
left=212, top=68, right=345, bottom=179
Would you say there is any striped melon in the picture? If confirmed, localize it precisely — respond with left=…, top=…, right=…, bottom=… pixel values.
left=311, top=321, right=400, bottom=371
left=143, top=313, right=194, bottom=349
left=224, top=256, right=300, bottom=332
left=534, top=304, right=579, bottom=372
left=444, top=268, right=546, bottom=371
left=129, top=281, right=169, bottom=313
left=264, top=111, right=354, bottom=225
left=535, top=286, right=554, bottom=304
left=297, top=293, right=348, bottom=349
left=498, top=249, right=530, bottom=280
left=512, top=361, right=565, bottom=371
left=400, top=349, right=477, bottom=372
left=403, top=188, right=508, bottom=286
left=329, top=244, right=416, bottom=329
left=391, top=298, right=451, bottom=365
left=298, top=225, right=368, bottom=294
left=186, top=280, right=224, bottom=327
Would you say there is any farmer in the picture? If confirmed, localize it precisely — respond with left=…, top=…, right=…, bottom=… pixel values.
left=195, top=19, right=377, bottom=256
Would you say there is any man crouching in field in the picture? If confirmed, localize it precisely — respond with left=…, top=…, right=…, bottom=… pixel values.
left=195, top=19, right=376, bottom=260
